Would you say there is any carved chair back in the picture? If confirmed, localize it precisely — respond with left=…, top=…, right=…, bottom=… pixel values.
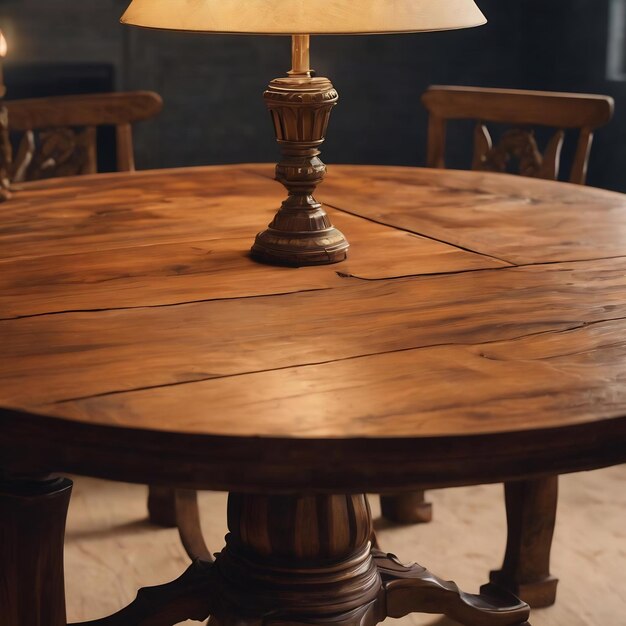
left=422, top=86, right=614, bottom=185
left=5, top=91, right=162, bottom=182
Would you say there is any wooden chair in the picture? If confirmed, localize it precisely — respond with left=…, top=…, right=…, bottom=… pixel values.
left=5, top=90, right=162, bottom=181
left=3, top=89, right=177, bottom=538
left=381, top=85, right=614, bottom=609
left=421, top=85, right=614, bottom=184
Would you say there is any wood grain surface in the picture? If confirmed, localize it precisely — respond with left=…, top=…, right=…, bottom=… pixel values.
left=1, top=164, right=625, bottom=492
left=319, top=165, right=626, bottom=264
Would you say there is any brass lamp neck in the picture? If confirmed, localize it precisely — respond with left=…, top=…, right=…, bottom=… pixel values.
left=288, top=34, right=312, bottom=77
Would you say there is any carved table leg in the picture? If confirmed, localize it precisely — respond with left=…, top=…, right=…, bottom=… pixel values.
left=484, top=476, right=559, bottom=608
left=0, top=476, right=73, bottom=626
left=74, top=491, right=530, bottom=626
left=73, top=560, right=215, bottom=626
left=380, top=491, right=433, bottom=524
left=380, top=550, right=529, bottom=626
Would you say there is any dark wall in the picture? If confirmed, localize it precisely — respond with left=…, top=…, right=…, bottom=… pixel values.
left=1, top=0, right=624, bottom=190
left=122, top=0, right=524, bottom=170
left=517, top=0, right=625, bottom=192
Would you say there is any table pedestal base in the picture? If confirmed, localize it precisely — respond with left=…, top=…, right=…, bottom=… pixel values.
left=72, top=492, right=530, bottom=626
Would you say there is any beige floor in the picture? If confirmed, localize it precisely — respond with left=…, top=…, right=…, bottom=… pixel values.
left=64, top=466, right=626, bottom=626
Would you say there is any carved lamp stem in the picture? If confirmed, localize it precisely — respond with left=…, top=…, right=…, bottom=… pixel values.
left=289, top=34, right=312, bottom=77
left=251, top=35, right=349, bottom=266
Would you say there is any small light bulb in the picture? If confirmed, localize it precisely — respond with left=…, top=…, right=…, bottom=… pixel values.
left=0, top=31, right=7, bottom=58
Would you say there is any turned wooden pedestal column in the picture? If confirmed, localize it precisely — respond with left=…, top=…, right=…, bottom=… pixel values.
left=211, top=493, right=380, bottom=626
left=0, top=477, right=72, bottom=626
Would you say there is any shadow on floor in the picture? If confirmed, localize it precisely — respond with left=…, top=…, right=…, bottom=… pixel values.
left=66, top=518, right=156, bottom=541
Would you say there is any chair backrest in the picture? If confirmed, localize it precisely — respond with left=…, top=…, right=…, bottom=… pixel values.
left=422, top=85, right=614, bottom=185
left=5, top=91, right=162, bottom=182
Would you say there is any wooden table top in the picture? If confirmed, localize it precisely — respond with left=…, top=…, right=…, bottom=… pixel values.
left=1, top=164, right=625, bottom=493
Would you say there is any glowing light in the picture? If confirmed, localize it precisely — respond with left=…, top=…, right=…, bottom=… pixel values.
left=0, top=30, right=7, bottom=58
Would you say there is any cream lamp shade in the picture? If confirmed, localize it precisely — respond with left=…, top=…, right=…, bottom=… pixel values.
left=121, top=0, right=486, bottom=35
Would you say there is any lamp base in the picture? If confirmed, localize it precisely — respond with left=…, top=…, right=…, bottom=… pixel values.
left=252, top=74, right=348, bottom=266
left=252, top=199, right=349, bottom=266
left=251, top=227, right=348, bottom=266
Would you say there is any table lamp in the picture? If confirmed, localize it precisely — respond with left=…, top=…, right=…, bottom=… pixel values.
left=121, top=1, right=486, bottom=265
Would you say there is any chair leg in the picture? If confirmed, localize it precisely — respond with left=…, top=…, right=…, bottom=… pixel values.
left=174, top=489, right=213, bottom=562
left=147, top=485, right=177, bottom=527
left=483, top=476, right=559, bottom=608
left=148, top=486, right=213, bottom=561
left=379, top=491, right=433, bottom=524
left=0, top=476, right=73, bottom=626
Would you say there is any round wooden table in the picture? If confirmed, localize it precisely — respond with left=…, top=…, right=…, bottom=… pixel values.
left=1, top=164, right=625, bottom=626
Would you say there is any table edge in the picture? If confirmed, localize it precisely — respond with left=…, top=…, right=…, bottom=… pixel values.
left=2, top=406, right=624, bottom=493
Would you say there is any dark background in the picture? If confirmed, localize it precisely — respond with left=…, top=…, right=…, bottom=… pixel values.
left=1, top=0, right=625, bottom=190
